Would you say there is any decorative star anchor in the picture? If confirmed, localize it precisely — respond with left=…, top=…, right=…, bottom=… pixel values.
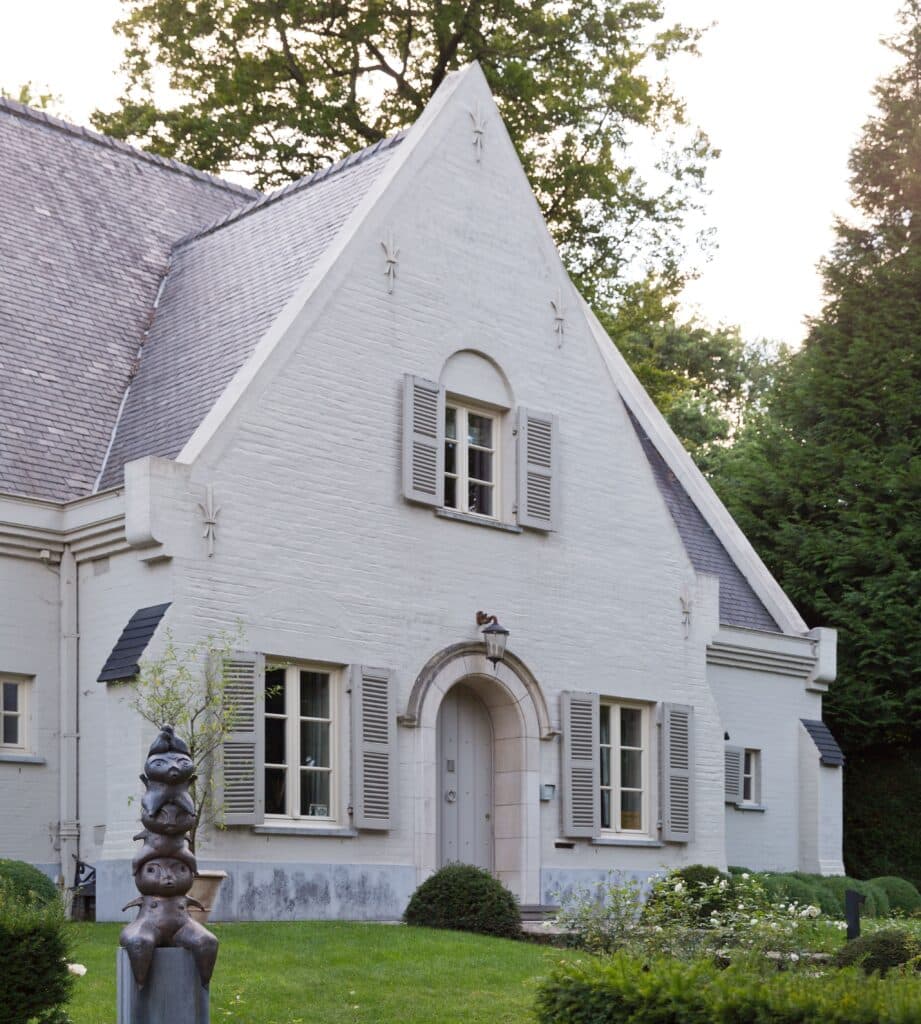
left=197, top=485, right=221, bottom=558
left=551, top=288, right=566, bottom=345
left=679, top=586, right=693, bottom=639
left=381, top=233, right=399, bottom=293
left=469, top=104, right=487, bottom=162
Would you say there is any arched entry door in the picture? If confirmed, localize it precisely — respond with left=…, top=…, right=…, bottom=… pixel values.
left=437, top=683, right=494, bottom=870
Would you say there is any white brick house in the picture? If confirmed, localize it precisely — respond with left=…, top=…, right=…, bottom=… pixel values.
left=0, top=64, right=844, bottom=921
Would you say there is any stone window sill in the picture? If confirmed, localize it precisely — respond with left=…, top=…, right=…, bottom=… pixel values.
left=592, top=836, right=664, bottom=848
left=0, top=752, right=45, bottom=765
left=253, top=824, right=358, bottom=838
left=435, top=508, right=522, bottom=533
left=731, top=803, right=767, bottom=813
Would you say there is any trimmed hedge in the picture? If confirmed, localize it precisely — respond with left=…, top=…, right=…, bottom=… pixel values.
left=404, top=864, right=521, bottom=939
left=834, top=928, right=920, bottom=975
left=0, top=859, right=58, bottom=907
left=0, top=881, right=72, bottom=1024
left=870, top=876, right=921, bottom=916
left=536, top=952, right=921, bottom=1024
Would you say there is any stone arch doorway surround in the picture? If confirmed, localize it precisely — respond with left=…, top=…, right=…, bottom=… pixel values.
left=400, top=642, right=554, bottom=906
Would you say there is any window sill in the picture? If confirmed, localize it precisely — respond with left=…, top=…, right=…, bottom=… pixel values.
left=0, top=752, right=45, bottom=765
left=592, top=836, right=663, bottom=848
left=731, top=803, right=767, bottom=813
left=253, top=824, right=358, bottom=838
left=435, top=508, right=522, bottom=533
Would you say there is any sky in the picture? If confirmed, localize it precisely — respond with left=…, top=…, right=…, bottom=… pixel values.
left=0, top=0, right=905, bottom=348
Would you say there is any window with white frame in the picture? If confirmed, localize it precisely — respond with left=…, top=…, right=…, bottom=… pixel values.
left=264, top=665, right=336, bottom=820
left=742, top=748, right=760, bottom=804
left=599, top=702, right=649, bottom=833
left=444, top=402, right=498, bottom=518
left=1, top=679, right=28, bottom=751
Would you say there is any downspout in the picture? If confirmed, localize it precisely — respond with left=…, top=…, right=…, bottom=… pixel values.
left=59, top=547, right=79, bottom=909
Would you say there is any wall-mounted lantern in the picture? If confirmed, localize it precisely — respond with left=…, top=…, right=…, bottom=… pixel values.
left=476, top=611, right=510, bottom=666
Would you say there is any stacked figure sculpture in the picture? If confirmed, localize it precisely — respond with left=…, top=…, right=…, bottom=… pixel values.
left=120, top=726, right=219, bottom=989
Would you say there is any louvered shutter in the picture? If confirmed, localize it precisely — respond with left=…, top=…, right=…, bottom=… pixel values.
left=661, top=703, right=693, bottom=842
left=724, top=746, right=744, bottom=804
left=219, top=651, right=265, bottom=826
left=561, top=691, right=600, bottom=838
left=517, top=408, right=558, bottom=531
left=402, top=375, right=445, bottom=506
left=351, top=666, right=395, bottom=830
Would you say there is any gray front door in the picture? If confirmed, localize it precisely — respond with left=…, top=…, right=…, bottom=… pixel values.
left=437, top=684, right=494, bottom=870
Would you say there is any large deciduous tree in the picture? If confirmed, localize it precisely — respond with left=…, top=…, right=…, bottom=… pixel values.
left=713, top=3, right=921, bottom=882
left=92, top=0, right=713, bottom=308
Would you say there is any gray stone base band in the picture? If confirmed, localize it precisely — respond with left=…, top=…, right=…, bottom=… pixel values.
left=117, top=948, right=209, bottom=1024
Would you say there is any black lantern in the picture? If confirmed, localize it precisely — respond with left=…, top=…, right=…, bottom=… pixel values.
left=476, top=611, right=510, bottom=666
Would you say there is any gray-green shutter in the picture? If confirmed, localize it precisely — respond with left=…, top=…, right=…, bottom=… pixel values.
left=724, top=745, right=744, bottom=804
left=351, top=666, right=395, bottom=830
left=220, top=651, right=265, bottom=826
left=661, top=703, right=693, bottom=842
left=517, top=408, right=559, bottom=531
left=561, top=691, right=600, bottom=838
left=402, top=375, right=445, bottom=506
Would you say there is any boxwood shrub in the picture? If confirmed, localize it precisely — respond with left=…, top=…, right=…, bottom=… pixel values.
left=643, top=864, right=733, bottom=924
left=404, top=863, right=520, bottom=939
left=870, top=876, right=921, bottom=917
left=0, top=859, right=58, bottom=907
left=834, top=928, right=920, bottom=975
left=536, top=952, right=921, bottom=1024
left=0, top=881, right=72, bottom=1024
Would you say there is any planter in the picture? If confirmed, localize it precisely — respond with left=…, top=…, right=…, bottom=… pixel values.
left=189, top=869, right=227, bottom=923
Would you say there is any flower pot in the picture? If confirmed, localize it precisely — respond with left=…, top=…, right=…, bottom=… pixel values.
left=189, top=869, right=227, bottom=923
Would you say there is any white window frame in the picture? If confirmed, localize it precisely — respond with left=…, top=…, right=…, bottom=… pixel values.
left=741, top=748, right=761, bottom=805
left=0, top=677, right=29, bottom=753
left=264, top=663, right=339, bottom=824
left=444, top=400, right=500, bottom=520
left=599, top=700, right=651, bottom=836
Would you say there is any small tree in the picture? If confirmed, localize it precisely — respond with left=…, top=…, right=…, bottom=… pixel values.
left=132, top=625, right=245, bottom=852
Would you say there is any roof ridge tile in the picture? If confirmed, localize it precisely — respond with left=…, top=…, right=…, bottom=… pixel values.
left=0, top=95, right=259, bottom=200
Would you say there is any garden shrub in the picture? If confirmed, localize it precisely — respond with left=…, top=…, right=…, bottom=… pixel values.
left=870, top=876, right=921, bottom=916
left=819, top=875, right=890, bottom=918
left=404, top=863, right=520, bottom=939
left=552, top=872, right=643, bottom=954
left=643, top=864, right=733, bottom=925
left=0, top=880, right=73, bottom=1024
left=833, top=928, right=920, bottom=975
left=758, top=872, right=830, bottom=913
left=536, top=952, right=921, bottom=1024
left=0, top=859, right=58, bottom=906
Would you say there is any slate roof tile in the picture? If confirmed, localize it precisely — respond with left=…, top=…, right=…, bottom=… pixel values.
left=801, top=719, right=845, bottom=766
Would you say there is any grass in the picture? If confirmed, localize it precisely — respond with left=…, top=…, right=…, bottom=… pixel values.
left=67, top=922, right=576, bottom=1023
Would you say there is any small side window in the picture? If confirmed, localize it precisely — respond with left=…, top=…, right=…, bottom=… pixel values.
left=1, top=678, right=29, bottom=752
left=742, top=748, right=761, bottom=804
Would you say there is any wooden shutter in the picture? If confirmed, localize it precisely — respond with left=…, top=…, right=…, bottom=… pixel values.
left=724, top=745, right=744, bottom=804
left=560, top=691, right=600, bottom=838
left=402, top=375, right=445, bottom=506
left=517, top=408, right=558, bottom=531
left=351, top=666, right=395, bottom=830
left=220, top=651, right=265, bottom=826
left=661, top=703, right=693, bottom=842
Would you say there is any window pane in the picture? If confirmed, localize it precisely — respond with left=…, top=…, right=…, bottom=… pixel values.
left=744, top=750, right=752, bottom=774
left=445, top=476, right=457, bottom=509
left=265, top=767, right=287, bottom=815
left=300, top=721, right=330, bottom=768
left=599, top=706, right=610, bottom=745
left=300, top=771, right=331, bottom=816
left=445, top=440, right=456, bottom=474
left=265, top=717, right=286, bottom=765
left=621, top=790, right=642, bottom=830
left=2, top=716, right=18, bottom=745
left=743, top=776, right=752, bottom=802
left=600, top=745, right=611, bottom=786
left=2, top=683, right=17, bottom=713
left=300, top=672, right=329, bottom=718
left=620, top=707, right=642, bottom=748
left=467, top=481, right=493, bottom=516
left=468, top=447, right=493, bottom=483
left=600, top=788, right=611, bottom=829
left=445, top=407, right=457, bottom=440
left=621, top=748, right=642, bottom=789
left=265, top=669, right=285, bottom=715
left=467, top=413, right=492, bottom=447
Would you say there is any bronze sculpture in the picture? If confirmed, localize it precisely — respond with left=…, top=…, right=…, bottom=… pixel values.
left=120, top=726, right=219, bottom=989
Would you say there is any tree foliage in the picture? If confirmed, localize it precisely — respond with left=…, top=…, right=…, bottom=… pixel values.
left=93, top=0, right=714, bottom=307
left=713, top=4, right=921, bottom=753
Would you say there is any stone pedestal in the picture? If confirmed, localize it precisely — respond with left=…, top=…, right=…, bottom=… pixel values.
left=117, top=948, right=210, bottom=1024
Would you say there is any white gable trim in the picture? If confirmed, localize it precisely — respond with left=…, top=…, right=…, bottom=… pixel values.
left=580, top=296, right=808, bottom=636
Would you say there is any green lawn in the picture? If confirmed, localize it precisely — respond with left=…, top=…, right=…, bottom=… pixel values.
left=68, top=922, right=574, bottom=1023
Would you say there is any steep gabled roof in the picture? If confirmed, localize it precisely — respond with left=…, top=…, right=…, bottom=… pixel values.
left=0, top=97, right=256, bottom=502
left=97, top=134, right=403, bottom=489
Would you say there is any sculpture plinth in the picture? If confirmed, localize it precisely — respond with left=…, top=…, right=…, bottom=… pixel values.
left=117, top=726, right=218, bottom=1022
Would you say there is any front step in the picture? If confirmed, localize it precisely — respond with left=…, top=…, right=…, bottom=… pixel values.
left=519, top=903, right=558, bottom=923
